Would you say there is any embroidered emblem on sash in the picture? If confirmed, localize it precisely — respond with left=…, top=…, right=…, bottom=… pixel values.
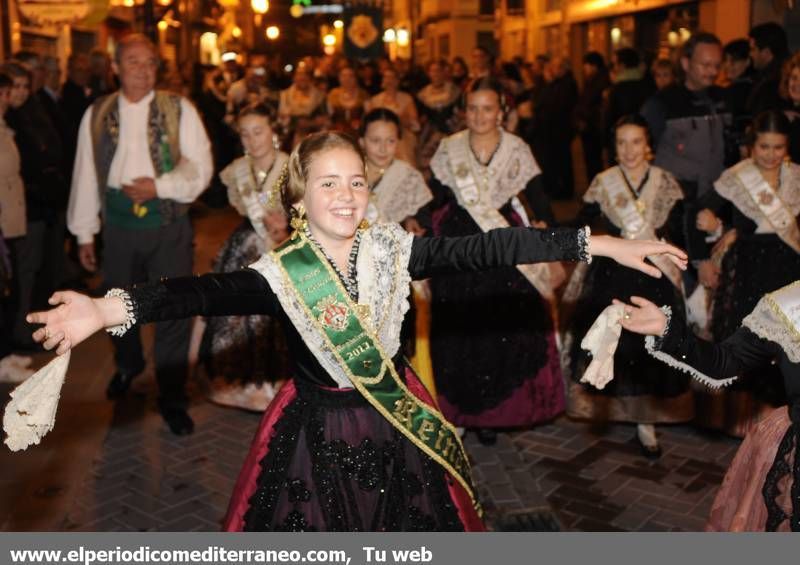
left=314, top=295, right=350, bottom=332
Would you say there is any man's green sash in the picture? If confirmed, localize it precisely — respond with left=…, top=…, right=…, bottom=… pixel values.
left=273, top=232, right=480, bottom=514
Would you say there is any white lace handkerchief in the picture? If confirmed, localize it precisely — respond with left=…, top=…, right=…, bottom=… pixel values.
left=3, top=351, right=70, bottom=452
left=579, top=304, right=624, bottom=390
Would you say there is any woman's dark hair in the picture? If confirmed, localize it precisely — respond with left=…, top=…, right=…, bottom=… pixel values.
left=500, top=62, right=522, bottom=83
left=0, top=72, right=12, bottom=90
left=451, top=56, right=468, bottom=75
left=746, top=110, right=791, bottom=147
left=1, top=61, right=32, bottom=85
left=583, top=51, right=606, bottom=70
left=465, top=76, right=507, bottom=112
left=614, top=114, right=654, bottom=149
left=614, top=48, right=640, bottom=70
left=749, top=22, right=789, bottom=62
left=359, top=107, right=402, bottom=138
left=723, top=38, right=751, bottom=62
left=237, top=101, right=273, bottom=124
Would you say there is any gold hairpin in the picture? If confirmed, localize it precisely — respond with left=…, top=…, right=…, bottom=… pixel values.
left=267, top=162, right=290, bottom=209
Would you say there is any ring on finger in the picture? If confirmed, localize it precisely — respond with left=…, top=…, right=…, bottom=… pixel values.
left=624, top=311, right=632, bottom=320
left=44, top=327, right=50, bottom=340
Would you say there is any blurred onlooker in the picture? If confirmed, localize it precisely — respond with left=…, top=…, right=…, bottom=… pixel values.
left=366, top=67, right=420, bottom=165
left=3, top=60, right=67, bottom=348
left=357, top=61, right=381, bottom=95
left=651, top=58, right=676, bottom=91
left=780, top=52, right=800, bottom=164
left=278, top=65, right=326, bottom=135
left=642, top=32, right=731, bottom=198
left=747, top=22, right=789, bottom=114
left=327, top=65, right=368, bottom=135
left=723, top=39, right=755, bottom=154
left=450, top=56, right=469, bottom=89
left=531, top=56, right=578, bottom=199
left=605, top=47, right=653, bottom=153
left=0, top=71, right=32, bottom=381
left=61, top=54, right=93, bottom=172
left=575, top=51, right=611, bottom=183
left=13, top=51, right=44, bottom=92
left=37, top=56, right=66, bottom=151
left=205, top=52, right=242, bottom=105
left=417, top=59, right=462, bottom=170
left=226, top=54, right=277, bottom=123
left=470, top=46, right=494, bottom=80
left=88, top=48, right=117, bottom=98
left=641, top=32, right=732, bottom=291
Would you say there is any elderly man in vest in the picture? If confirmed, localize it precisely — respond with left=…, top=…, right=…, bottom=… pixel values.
left=67, top=35, right=212, bottom=435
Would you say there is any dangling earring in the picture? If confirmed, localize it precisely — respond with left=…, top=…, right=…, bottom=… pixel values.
left=272, top=133, right=281, bottom=150
left=358, top=218, right=370, bottom=230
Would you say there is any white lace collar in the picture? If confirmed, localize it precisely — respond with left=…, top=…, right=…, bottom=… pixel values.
left=249, top=223, right=414, bottom=388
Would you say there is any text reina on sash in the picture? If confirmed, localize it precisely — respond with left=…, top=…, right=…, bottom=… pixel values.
left=296, top=262, right=470, bottom=478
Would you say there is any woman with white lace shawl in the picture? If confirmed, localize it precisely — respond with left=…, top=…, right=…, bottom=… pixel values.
left=694, top=110, right=800, bottom=437
left=564, top=115, right=702, bottom=458
left=359, top=107, right=435, bottom=394
left=617, top=282, right=800, bottom=531
left=197, top=103, right=292, bottom=411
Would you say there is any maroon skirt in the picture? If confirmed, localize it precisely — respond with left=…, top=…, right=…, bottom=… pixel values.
left=223, top=368, right=485, bottom=531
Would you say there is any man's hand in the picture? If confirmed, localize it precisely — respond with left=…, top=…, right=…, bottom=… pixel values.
left=78, top=242, right=97, bottom=272
left=122, top=177, right=158, bottom=204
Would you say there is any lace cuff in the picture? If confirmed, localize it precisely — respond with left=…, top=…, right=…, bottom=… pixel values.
left=104, top=289, right=137, bottom=337
left=644, top=306, right=737, bottom=390
left=578, top=226, right=592, bottom=264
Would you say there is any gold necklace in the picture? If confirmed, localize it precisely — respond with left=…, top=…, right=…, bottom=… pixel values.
left=366, top=160, right=392, bottom=187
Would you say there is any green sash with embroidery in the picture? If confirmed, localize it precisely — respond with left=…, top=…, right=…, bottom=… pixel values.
left=273, top=232, right=480, bottom=514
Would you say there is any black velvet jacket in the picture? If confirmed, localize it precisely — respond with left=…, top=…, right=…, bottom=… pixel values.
left=127, top=227, right=586, bottom=388
left=654, top=317, right=800, bottom=531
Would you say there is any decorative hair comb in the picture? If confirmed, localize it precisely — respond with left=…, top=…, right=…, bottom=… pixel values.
left=267, top=162, right=290, bottom=209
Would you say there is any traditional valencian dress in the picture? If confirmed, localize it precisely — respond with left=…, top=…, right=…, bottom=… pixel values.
left=700, top=158, right=800, bottom=436
left=565, top=165, right=694, bottom=424
left=118, top=223, right=590, bottom=530
left=646, top=281, right=800, bottom=531
left=363, top=159, right=432, bottom=227
left=428, top=128, right=564, bottom=429
left=200, top=153, right=291, bottom=409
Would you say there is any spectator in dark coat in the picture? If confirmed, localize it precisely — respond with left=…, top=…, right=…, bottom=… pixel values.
left=605, top=48, right=654, bottom=156
left=575, top=51, right=610, bottom=182
left=531, top=56, right=578, bottom=200
left=747, top=22, right=789, bottom=115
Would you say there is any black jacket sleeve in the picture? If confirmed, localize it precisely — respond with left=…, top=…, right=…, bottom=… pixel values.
left=409, top=227, right=585, bottom=279
left=653, top=317, right=780, bottom=381
left=127, top=268, right=279, bottom=324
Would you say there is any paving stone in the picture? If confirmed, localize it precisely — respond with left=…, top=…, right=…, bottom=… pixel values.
left=611, top=503, right=659, bottom=531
